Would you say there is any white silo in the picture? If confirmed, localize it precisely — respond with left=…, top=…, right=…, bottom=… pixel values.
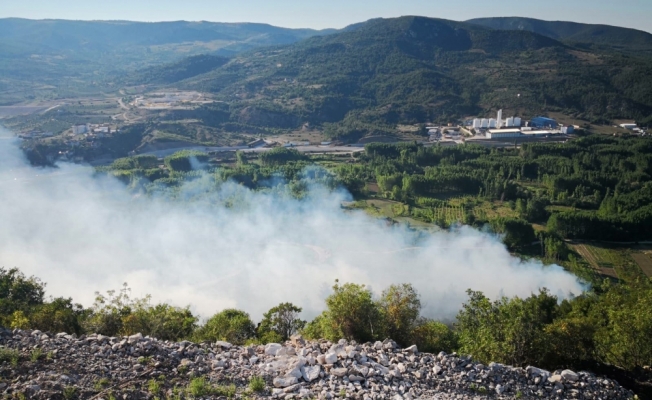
left=481, top=119, right=489, bottom=128
left=473, top=119, right=482, bottom=129
left=506, top=117, right=515, bottom=127
left=497, top=109, right=503, bottom=128
left=489, top=118, right=497, bottom=128
left=514, top=117, right=522, bottom=127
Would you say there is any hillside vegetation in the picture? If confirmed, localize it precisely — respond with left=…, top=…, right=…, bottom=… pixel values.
left=467, top=17, right=652, bottom=55
left=172, top=16, right=652, bottom=139
left=0, top=18, right=333, bottom=105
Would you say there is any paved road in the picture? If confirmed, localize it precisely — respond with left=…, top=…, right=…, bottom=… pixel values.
left=140, top=144, right=365, bottom=158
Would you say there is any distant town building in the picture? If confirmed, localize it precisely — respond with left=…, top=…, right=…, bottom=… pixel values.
left=619, top=123, right=637, bottom=130
left=72, top=125, right=88, bottom=135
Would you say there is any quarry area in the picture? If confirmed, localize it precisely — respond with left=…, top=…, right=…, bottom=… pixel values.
left=0, top=329, right=634, bottom=400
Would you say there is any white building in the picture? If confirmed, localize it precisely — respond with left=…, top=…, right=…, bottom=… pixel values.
left=481, top=119, right=489, bottom=128
left=486, top=128, right=521, bottom=139
left=489, top=118, right=497, bottom=128
left=473, top=119, right=482, bottom=129
left=514, top=117, right=522, bottom=127
left=506, top=117, right=515, bottom=127
left=72, top=125, right=88, bottom=135
left=497, top=109, right=503, bottom=128
left=620, top=123, right=637, bottom=130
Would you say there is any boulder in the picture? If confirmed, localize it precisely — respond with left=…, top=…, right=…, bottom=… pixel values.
left=273, top=376, right=298, bottom=388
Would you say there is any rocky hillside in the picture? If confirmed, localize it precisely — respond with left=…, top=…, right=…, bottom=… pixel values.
left=0, top=328, right=634, bottom=399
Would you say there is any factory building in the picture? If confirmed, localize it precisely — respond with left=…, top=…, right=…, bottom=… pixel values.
left=486, top=128, right=521, bottom=139
left=72, top=125, right=88, bottom=135
left=530, top=117, right=558, bottom=129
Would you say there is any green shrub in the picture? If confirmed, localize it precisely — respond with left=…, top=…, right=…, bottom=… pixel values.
left=0, top=347, right=19, bottom=366
left=258, top=302, right=305, bottom=342
left=194, top=309, right=255, bottom=345
left=0, top=267, right=45, bottom=327
left=412, top=320, right=458, bottom=354
left=164, top=150, right=208, bottom=172
left=83, top=284, right=197, bottom=340
left=249, top=376, right=265, bottom=392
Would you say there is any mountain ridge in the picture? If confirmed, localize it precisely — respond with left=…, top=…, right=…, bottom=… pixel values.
left=466, top=16, right=652, bottom=54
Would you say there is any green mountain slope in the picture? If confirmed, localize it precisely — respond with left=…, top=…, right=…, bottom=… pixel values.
left=0, top=18, right=335, bottom=105
left=176, top=16, right=652, bottom=138
left=127, top=55, right=230, bottom=85
left=466, top=17, right=652, bottom=54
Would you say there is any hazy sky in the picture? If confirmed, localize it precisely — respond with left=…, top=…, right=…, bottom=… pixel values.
left=2, top=0, right=651, bottom=33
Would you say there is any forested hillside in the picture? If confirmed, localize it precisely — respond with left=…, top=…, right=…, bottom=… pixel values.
left=467, top=17, right=652, bottom=55
left=0, top=18, right=333, bottom=105
left=174, top=16, right=652, bottom=139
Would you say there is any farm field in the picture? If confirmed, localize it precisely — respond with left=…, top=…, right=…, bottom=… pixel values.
left=568, top=242, right=652, bottom=280
left=631, top=251, right=652, bottom=278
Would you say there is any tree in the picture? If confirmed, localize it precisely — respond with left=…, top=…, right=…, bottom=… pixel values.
left=258, top=302, right=305, bottom=342
left=29, top=297, right=85, bottom=335
left=194, top=309, right=256, bottom=345
left=456, top=289, right=559, bottom=367
left=0, top=268, right=45, bottom=326
left=379, top=284, right=421, bottom=346
left=303, top=281, right=383, bottom=343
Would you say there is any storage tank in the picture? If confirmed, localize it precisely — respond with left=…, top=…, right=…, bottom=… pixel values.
left=514, top=117, right=522, bottom=127
left=506, top=117, right=515, bottom=127
left=489, top=119, right=497, bottom=128
left=481, top=119, right=489, bottom=128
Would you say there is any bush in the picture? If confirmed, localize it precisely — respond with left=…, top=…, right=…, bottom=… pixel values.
left=259, top=147, right=306, bottom=166
left=305, top=281, right=382, bottom=343
left=412, top=320, right=458, bottom=354
left=83, top=284, right=197, bottom=340
left=28, top=297, right=85, bottom=335
left=194, top=309, right=256, bottom=345
left=379, top=284, right=421, bottom=347
left=258, top=303, right=305, bottom=341
left=164, top=150, right=208, bottom=172
left=0, top=268, right=45, bottom=326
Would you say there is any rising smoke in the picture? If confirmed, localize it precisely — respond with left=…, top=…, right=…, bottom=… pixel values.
left=0, top=127, right=584, bottom=321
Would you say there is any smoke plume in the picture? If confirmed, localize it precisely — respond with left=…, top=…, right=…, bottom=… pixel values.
left=0, top=127, right=584, bottom=321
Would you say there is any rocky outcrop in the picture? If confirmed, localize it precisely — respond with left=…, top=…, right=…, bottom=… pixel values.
left=0, top=328, right=634, bottom=399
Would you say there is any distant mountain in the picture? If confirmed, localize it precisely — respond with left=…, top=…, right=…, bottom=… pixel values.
left=466, top=17, right=652, bottom=54
left=0, top=18, right=334, bottom=59
left=174, top=16, right=652, bottom=138
left=0, top=18, right=335, bottom=105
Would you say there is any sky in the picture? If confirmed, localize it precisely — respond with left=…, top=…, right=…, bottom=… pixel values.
left=1, top=0, right=651, bottom=33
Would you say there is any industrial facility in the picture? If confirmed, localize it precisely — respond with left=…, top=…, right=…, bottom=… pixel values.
left=469, top=110, right=571, bottom=140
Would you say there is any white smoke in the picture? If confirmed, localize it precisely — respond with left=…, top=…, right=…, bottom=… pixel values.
left=0, top=127, right=584, bottom=321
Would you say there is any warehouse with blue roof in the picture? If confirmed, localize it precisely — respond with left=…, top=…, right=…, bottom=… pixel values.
left=530, top=117, right=558, bottom=128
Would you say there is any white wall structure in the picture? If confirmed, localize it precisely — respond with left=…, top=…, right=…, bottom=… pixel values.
left=497, top=109, right=503, bottom=128
left=72, top=125, right=88, bottom=135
